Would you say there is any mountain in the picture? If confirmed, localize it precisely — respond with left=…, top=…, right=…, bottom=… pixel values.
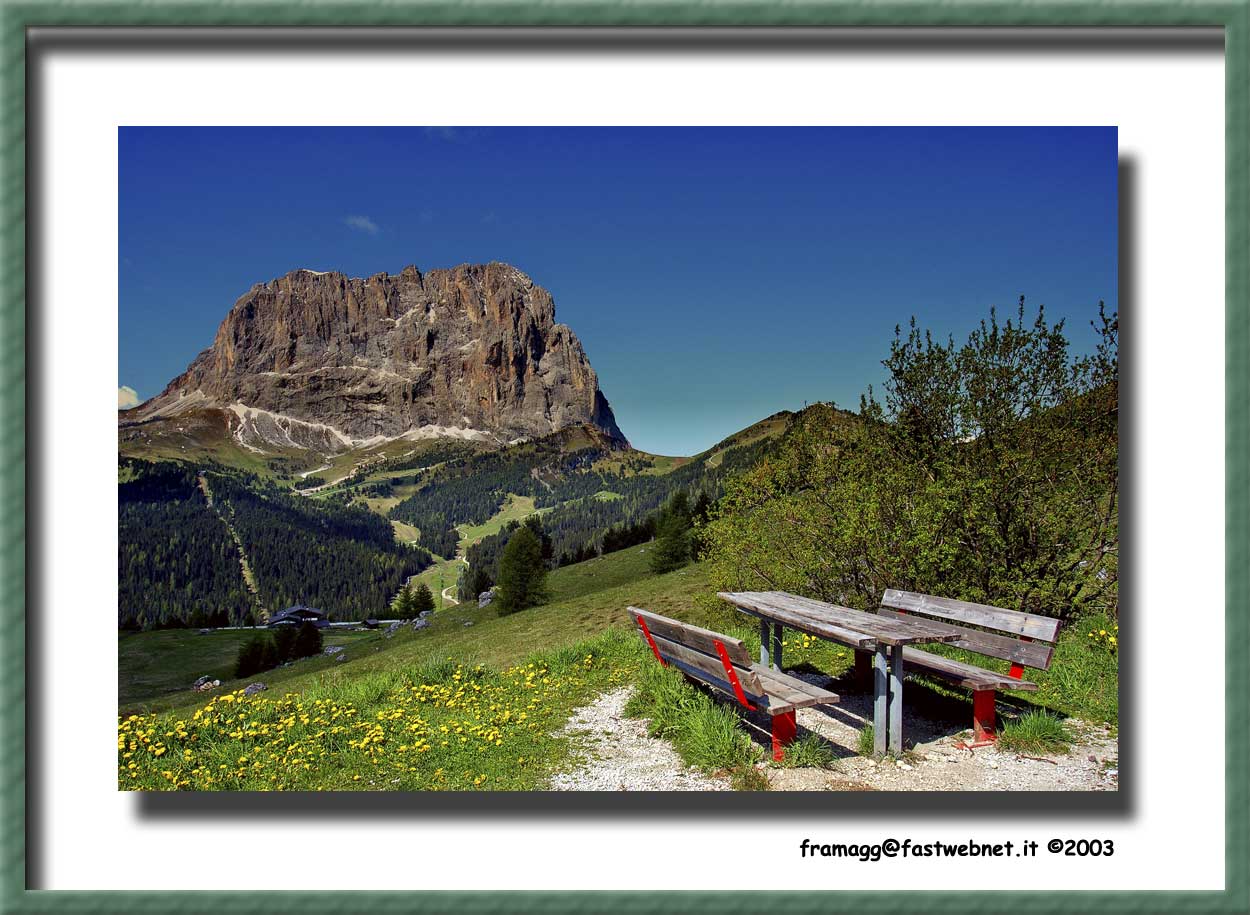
left=124, top=262, right=626, bottom=454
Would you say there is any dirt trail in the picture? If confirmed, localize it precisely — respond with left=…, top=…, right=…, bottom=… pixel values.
left=439, top=550, right=469, bottom=606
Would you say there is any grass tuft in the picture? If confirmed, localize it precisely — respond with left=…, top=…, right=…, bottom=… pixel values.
left=997, top=710, right=1072, bottom=755
left=730, top=766, right=770, bottom=791
left=857, top=724, right=875, bottom=757
left=776, top=733, right=836, bottom=769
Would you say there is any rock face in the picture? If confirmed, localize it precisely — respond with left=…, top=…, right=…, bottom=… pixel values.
left=131, top=262, right=626, bottom=452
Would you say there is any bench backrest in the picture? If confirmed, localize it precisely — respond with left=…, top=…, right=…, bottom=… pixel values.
left=628, top=607, right=765, bottom=701
left=879, top=589, right=1061, bottom=671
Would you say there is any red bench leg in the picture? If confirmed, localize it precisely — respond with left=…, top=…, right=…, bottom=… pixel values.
left=971, top=689, right=997, bottom=745
left=771, top=710, right=797, bottom=761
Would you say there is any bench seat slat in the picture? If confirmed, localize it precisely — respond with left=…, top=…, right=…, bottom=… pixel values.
left=877, top=608, right=1056, bottom=670
left=901, top=647, right=1040, bottom=692
left=751, top=665, right=839, bottom=710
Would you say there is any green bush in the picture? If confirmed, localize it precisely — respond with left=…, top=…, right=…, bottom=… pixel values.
left=702, top=301, right=1118, bottom=623
left=234, top=633, right=275, bottom=679
left=273, top=625, right=299, bottom=663
left=293, top=622, right=323, bottom=659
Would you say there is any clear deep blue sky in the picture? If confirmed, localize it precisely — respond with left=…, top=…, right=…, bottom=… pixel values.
left=119, top=126, right=1117, bottom=456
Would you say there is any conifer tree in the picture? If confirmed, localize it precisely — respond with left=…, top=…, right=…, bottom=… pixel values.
left=649, top=491, right=693, bottom=573
left=391, top=583, right=415, bottom=617
left=495, top=524, right=548, bottom=614
left=412, top=582, right=436, bottom=614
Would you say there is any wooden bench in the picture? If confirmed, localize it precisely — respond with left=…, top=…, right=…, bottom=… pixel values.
left=628, top=607, right=839, bottom=761
left=866, top=589, right=1063, bottom=746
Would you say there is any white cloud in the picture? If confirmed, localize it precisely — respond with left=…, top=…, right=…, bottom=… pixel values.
left=344, top=215, right=380, bottom=235
left=118, top=386, right=139, bottom=409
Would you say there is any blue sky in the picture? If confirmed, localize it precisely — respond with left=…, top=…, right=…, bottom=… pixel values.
left=119, top=126, right=1117, bottom=456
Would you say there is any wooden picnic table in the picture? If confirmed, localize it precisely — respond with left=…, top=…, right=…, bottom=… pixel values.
left=718, top=590, right=964, bottom=756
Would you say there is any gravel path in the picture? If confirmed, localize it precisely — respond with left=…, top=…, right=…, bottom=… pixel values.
left=549, top=687, right=731, bottom=791
left=550, top=677, right=1118, bottom=793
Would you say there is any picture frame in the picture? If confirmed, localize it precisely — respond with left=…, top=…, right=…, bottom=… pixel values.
left=5, top=7, right=1246, bottom=913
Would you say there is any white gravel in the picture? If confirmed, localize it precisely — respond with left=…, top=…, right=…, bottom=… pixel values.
left=549, top=677, right=1118, bottom=793
left=549, top=687, right=731, bottom=791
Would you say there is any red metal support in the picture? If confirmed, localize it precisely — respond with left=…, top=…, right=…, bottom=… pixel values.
left=713, top=640, right=755, bottom=711
left=1009, top=637, right=1033, bottom=680
left=637, top=617, right=666, bottom=667
left=971, top=689, right=997, bottom=745
left=771, top=710, right=797, bottom=761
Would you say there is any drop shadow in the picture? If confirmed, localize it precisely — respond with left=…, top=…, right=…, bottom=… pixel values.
left=133, top=158, right=1136, bottom=823
left=1114, top=157, right=1138, bottom=817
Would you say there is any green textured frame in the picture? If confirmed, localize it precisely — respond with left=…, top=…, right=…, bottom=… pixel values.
left=2, top=8, right=1247, bottom=915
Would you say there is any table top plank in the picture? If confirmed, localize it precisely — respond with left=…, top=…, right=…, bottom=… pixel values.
left=761, top=591, right=966, bottom=646
left=718, top=591, right=964, bottom=647
left=719, top=592, right=878, bottom=649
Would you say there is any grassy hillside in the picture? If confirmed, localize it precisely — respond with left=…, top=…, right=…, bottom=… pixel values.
left=118, top=628, right=379, bottom=708
left=119, top=543, right=704, bottom=716
left=458, top=494, right=539, bottom=543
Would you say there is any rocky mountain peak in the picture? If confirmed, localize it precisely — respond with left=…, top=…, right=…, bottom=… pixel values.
left=130, top=261, right=627, bottom=453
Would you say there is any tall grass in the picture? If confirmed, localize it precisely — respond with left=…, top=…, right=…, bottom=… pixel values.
left=624, top=662, right=761, bottom=776
left=856, top=724, right=875, bottom=757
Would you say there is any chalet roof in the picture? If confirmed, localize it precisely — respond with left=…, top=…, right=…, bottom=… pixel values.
left=271, top=604, right=327, bottom=621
